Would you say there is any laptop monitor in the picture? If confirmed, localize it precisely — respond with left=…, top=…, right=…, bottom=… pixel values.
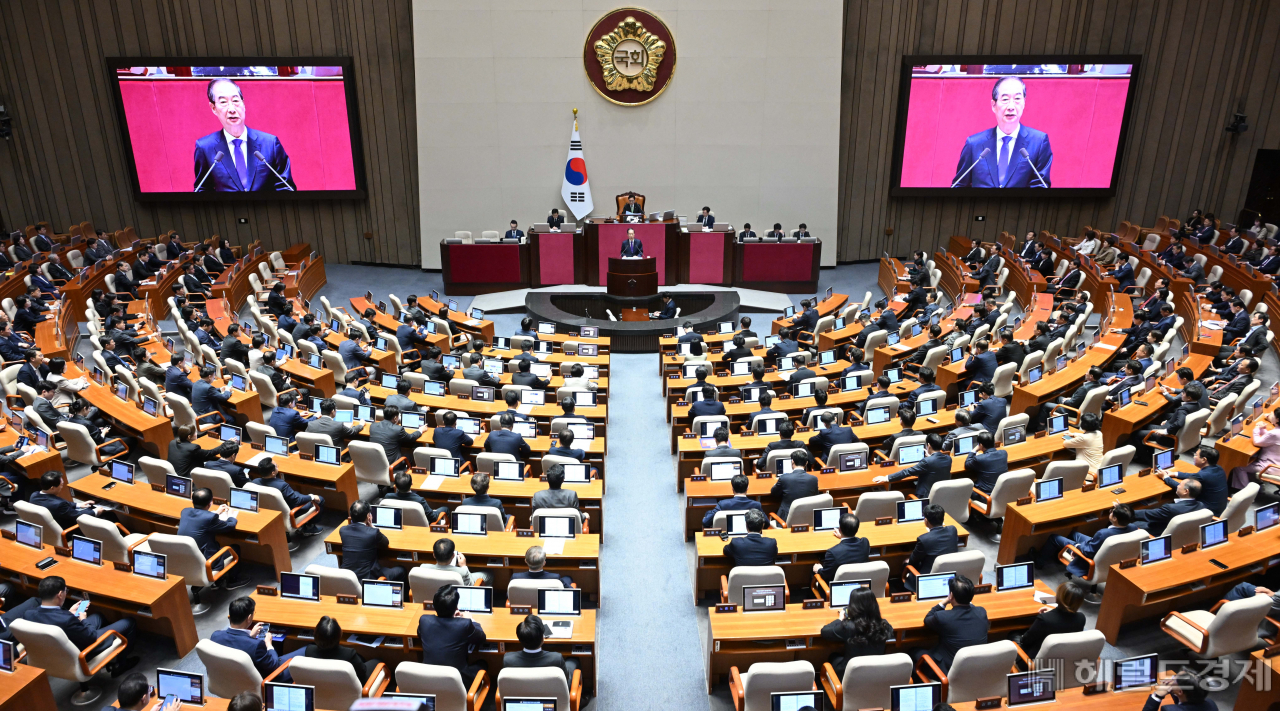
left=110, top=460, right=135, bottom=484
left=722, top=512, right=748, bottom=536
left=829, top=580, right=870, bottom=608
left=537, top=321, right=557, bottom=335
left=915, top=572, right=955, bottom=601
left=133, top=550, right=167, bottom=580
left=538, top=588, right=581, bottom=617
left=422, top=381, right=446, bottom=396
left=915, top=397, right=937, bottom=416
left=1200, top=519, right=1228, bottom=549
left=264, top=682, right=314, bottom=711
left=838, top=452, right=867, bottom=472
left=996, top=562, right=1035, bottom=591
left=566, top=423, right=595, bottom=441
left=770, top=691, right=823, bottom=711
left=265, top=435, right=290, bottom=455
left=1027, top=365, right=1043, bottom=384
left=538, top=516, right=576, bottom=538
left=897, top=499, right=925, bottom=523
left=495, top=460, right=524, bottom=481
left=1098, top=464, right=1123, bottom=488
left=580, top=326, right=599, bottom=338
left=1153, top=449, right=1174, bottom=471
left=229, top=488, right=259, bottom=512
left=1008, top=670, right=1055, bottom=706
left=1113, top=653, right=1158, bottom=690
left=742, top=584, right=786, bottom=612
left=512, top=421, right=537, bottom=438
left=456, top=586, right=493, bottom=614
left=402, top=411, right=426, bottom=428
left=157, top=669, right=205, bottom=705
left=842, top=373, right=864, bottom=391
left=561, top=463, right=589, bottom=483
left=165, top=474, right=192, bottom=498
left=953, top=434, right=977, bottom=456
left=949, top=346, right=964, bottom=363
left=1256, top=502, right=1280, bottom=531
left=1002, top=425, right=1027, bottom=446
left=521, top=389, right=546, bottom=405
left=380, top=373, right=399, bottom=388
left=361, top=580, right=404, bottom=608
left=866, top=406, right=891, bottom=425
left=1034, top=478, right=1063, bottom=503
left=504, top=699, right=555, bottom=711
left=371, top=506, right=403, bottom=530
left=813, top=507, right=842, bottom=531
left=15, top=520, right=41, bottom=548
left=70, top=535, right=102, bottom=565
left=280, top=572, right=320, bottom=602
left=315, top=445, right=340, bottom=465
left=456, top=417, right=482, bottom=435
left=452, top=511, right=488, bottom=535
left=431, top=457, right=460, bottom=477
left=897, top=443, right=926, bottom=465
left=884, top=367, right=903, bottom=383
left=1140, top=535, right=1172, bottom=565
left=890, top=682, right=941, bottom=711
left=819, top=349, right=836, bottom=365
left=959, top=389, right=977, bottom=407
left=1047, top=414, right=1068, bottom=435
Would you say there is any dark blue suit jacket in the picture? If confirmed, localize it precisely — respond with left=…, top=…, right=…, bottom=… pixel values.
left=192, top=380, right=231, bottom=416
left=816, top=536, right=870, bottom=583
left=485, top=429, right=531, bottom=459
left=953, top=126, right=1052, bottom=188
left=907, top=525, right=959, bottom=574
left=165, top=366, right=193, bottom=400
left=193, top=127, right=296, bottom=192
left=809, top=426, right=856, bottom=462
left=689, top=399, right=726, bottom=418
left=338, top=523, right=391, bottom=581
left=431, top=426, right=474, bottom=460
left=210, top=627, right=280, bottom=677
left=923, top=603, right=989, bottom=672
left=269, top=406, right=313, bottom=439
left=620, top=238, right=644, bottom=257
left=722, top=532, right=778, bottom=566
left=252, top=476, right=311, bottom=511
left=176, top=507, right=238, bottom=559
left=770, top=470, right=820, bottom=520
left=1133, top=498, right=1206, bottom=537
left=23, top=605, right=104, bottom=650
left=656, top=300, right=677, bottom=319
left=1165, top=466, right=1228, bottom=517
left=889, top=451, right=952, bottom=499
left=30, top=491, right=95, bottom=530
left=965, top=449, right=1009, bottom=493
left=417, top=614, right=486, bottom=675
left=1066, top=524, right=1137, bottom=577
left=965, top=352, right=998, bottom=383
left=970, top=396, right=1007, bottom=433
left=702, top=496, right=762, bottom=528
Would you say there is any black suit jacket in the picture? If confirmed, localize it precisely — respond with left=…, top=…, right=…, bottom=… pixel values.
left=808, top=426, right=856, bottom=462
left=417, top=614, right=486, bottom=676
left=965, top=450, right=1008, bottom=493
left=889, top=452, right=952, bottom=499
left=723, top=532, right=779, bottom=566
left=22, top=605, right=107, bottom=650
left=770, top=470, right=820, bottom=520
left=1016, top=606, right=1086, bottom=659
left=816, top=537, right=870, bottom=583
left=906, top=525, right=959, bottom=574
left=1133, top=498, right=1207, bottom=537
left=923, top=603, right=989, bottom=671
left=503, top=649, right=570, bottom=682
left=339, top=523, right=391, bottom=581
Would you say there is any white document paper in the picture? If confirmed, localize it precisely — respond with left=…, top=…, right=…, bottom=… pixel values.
left=517, top=404, right=534, bottom=415
left=542, top=538, right=567, bottom=556
left=422, top=475, right=444, bottom=491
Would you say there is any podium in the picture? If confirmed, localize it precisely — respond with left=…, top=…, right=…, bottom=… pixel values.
left=607, top=257, right=657, bottom=297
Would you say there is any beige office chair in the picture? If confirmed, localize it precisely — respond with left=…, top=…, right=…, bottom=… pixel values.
left=1162, top=593, right=1277, bottom=661
left=1040, top=461, right=1089, bottom=491
left=1100, top=445, right=1136, bottom=472
left=1021, top=631, right=1105, bottom=688
left=994, top=414, right=1029, bottom=445
left=721, top=565, right=787, bottom=605
left=409, top=567, right=465, bottom=604
left=246, top=482, right=318, bottom=551
left=164, top=393, right=222, bottom=434
left=248, top=371, right=297, bottom=408
left=395, top=662, right=489, bottom=711
left=927, top=478, right=974, bottom=524
left=195, top=638, right=266, bottom=700
left=138, top=456, right=176, bottom=483
left=74, top=516, right=148, bottom=565
left=496, top=667, right=583, bottom=711
left=377, top=498, right=433, bottom=527
left=1165, top=508, right=1215, bottom=549
left=348, top=440, right=398, bottom=488
left=853, top=491, right=904, bottom=521
left=15, top=500, right=76, bottom=546
left=1059, top=528, right=1149, bottom=599
left=144, top=532, right=238, bottom=615
left=777, top=493, right=834, bottom=528
left=295, top=432, right=333, bottom=458
left=530, top=508, right=586, bottom=535
left=919, top=639, right=1019, bottom=703
left=57, top=421, right=128, bottom=468
left=191, top=468, right=235, bottom=502
left=1223, top=483, right=1259, bottom=532
left=303, top=564, right=363, bottom=597
left=970, top=468, right=1036, bottom=530
left=879, top=435, right=925, bottom=465
left=10, top=619, right=129, bottom=705
left=507, top=578, right=564, bottom=607
left=245, top=421, right=275, bottom=445
left=761, top=448, right=803, bottom=473
left=822, top=653, right=913, bottom=711
left=906, top=550, right=985, bottom=585
left=728, top=660, right=816, bottom=711
left=290, top=656, right=389, bottom=708
left=814, top=561, right=891, bottom=600
left=455, top=504, right=507, bottom=532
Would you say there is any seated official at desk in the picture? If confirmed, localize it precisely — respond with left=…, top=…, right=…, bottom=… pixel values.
left=31, top=471, right=117, bottom=528
left=650, top=292, right=677, bottom=320
left=800, top=390, right=833, bottom=429
left=820, top=588, right=894, bottom=678
left=756, top=420, right=806, bottom=471
left=881, top=410, right=923, bottom=455
left=419, top=585, right=488, bottom=685
left=547, top=429, right=586, bottom=462
left=547, top=209, right=565, bottom=230
left=515, top=544, right=574, bottom=588
left=703, top=474, right=763, bottom=528
left=115, top=672, right=185, bottom=711
left=1144, top=670, right=1219, bottom=711
left=965, top=431, right=1008, bottom=496
left=170, top=424, right=239, bottom=478
left=968, top=383, right=1006, bottom=434
left=621, top=195, right=643, bottom=219
left=304, top=615, right=383, bottom=686
left=506, top=614, right=578, bottom=682
left=721, top=334, right=754, bottom=363
left=383, top=471, right=449, bottom=522
left=268, top=391, right=316, bottom=441
left=252, top=458, right=324, bottom=536
left=24, top=576, right=139, bottom=676
left=486, top=412, right=532, bottom=460
left=905, top=505, right=959, bottom=591
left=1038, top=504, right=1136, bottom=577
left=723, top=508, right=778, bottom=566
left=385, top=378, right=420, bottom=414
left=767, top=328, right=801, bottom=363
left=423, top=537, right=489, bottom=586
left=1130, top=479, right=1205, bottom=537
left=689, top=384, right=726, bottom=419
left=431, top=410, right=474, bottom=460
left=808, top=411, right=856, bottom=463
left=856, top=376, right=898, bottom=418
left=459, top=471, right=506, bottom=521
left=1009, top=582, right=1086, bottom=659
left=372, top=405, right=429, bottom=470
left=772, top=451, right=819, bottom=520
left=511, top=357, right=550, bottom=390
left=911, top=574, right=988, bottom=674
left=704, top=427, right=740, bottom=459
left=532, top=464, right=584, bottom=519
left=178, top=487, right=250, bottom=589
left=813, top=514, right=870, bottom=583
left=305, top=398, right=365, bottom=452
left=1129, top=383, right=1205, bottom=463
left=1032, top=366, right=1104, bottom=432
left=211, top=597, right=305, bottom=682
left=904, top=366, right=941, bottom=409
left=876, top=433, right=950, bottom=499
left=1157, top=446, right=1228, bottom=516
left=340, top=500, right=408, bottom=583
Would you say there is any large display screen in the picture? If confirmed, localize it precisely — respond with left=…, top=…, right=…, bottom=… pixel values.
left=890, top=56, right=1141, bottom=197
left=107, top=58, right=365, bottom=201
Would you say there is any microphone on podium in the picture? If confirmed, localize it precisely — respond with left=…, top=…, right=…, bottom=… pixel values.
left=254, top=150, right=296, bottom=191
left=1018, top=147, right=1049, bottom=188
left=194, top=151, right=224, bottom=191
left=950, top=147, right=991, bottom=188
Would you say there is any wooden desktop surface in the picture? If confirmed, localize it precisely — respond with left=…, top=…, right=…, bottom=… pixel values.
left=198, top=436, right=360, bottom=512
left=770, top=293, right=849, bottom=335
left=411, top=471, right=604, bottom=531
left=0, top=662, right=57, bottom=709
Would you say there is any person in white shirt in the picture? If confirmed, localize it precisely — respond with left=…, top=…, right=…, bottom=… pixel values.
left=562, top=363, right=597, bottom=392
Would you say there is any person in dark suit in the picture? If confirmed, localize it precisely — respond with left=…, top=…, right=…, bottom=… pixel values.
left=970, top=254, right=1000, bottom=289
left=457, top=471, right=507, bottom=523
left=651, top=292, right=677, bottom=320
left=1258, top=245, right=1280, bottom=275
left=1159, top=446, right=1228, bottom=516
left=511, top=545, right=574, bottom=588
left=23, top=576, right=138, bottom=676
left=880, top=410, right=923, bottom=458
left=371, top=405, right=427, bottom=469
left=205, top=446, right=251, bottom=488
left=1220, top=300, right=1250, bottom=344
left=621, top=195, right=643, bottom=218
left=485, top=412, right=532, bottom=460
left=1220, top=313, right=1269, bottom=363
left=304, top=615, right=381, bottom=685
left=503, top=220, right=524, bottom=241
left=546, top=429, right=586, bottom=462
left=905, top=504, right=959, bottom=589
left=1221, top=226, right=1248, bottom=256
left=418, top=585, right=488, bottom=685
left=1131, top=478, right=1206, bottom=537
left=29, top=471, right=114, bottom=529
left=994, top=328, right=1027, bottom=367
left=546, top=209, right=565, bottom=230
left=305, top=398, right=365, bottom=452
left=808, top=411, right=857, bottom=464
left=1032, top=247, right=1056, bottom=278
left=689, top=384, right=726, bottom=419
left=219, top=324, right=251, bottom=366
left=968, top=383, right=1007, bottom=435
left=951, top=77, right=1052, bottom=188
left=721, top=334, right=754, bottom=363
left=1130, top=384, right=1204, bottom=461
left=30, top=225, right=53, bottom=253
left=511, top=358, right=550, bottom=390
left=382, top=471, right=448, bottom=522
left=912, top=575, right=988, bottom=674
left=268, top=391, right=314, bottom=440
left=1046, top=259, right=1085, bottom=297
left=878, top=433, right=950, bottom=499
left=192, top=364, right=233, bottom=424
left=620, top=227, right=643, bottom=257
left=695, top=206, right=715, bottom=227
left=722, top=509, right=778, bottom=566
left=1040, top=504, right=1137, bottom=576
left=792, top=299, right=819, bottom=334
left=531, top=464, right=583, bottom=516
left=756, top=421, right=805, bottom=471
left=431, top=410, right=474, bottom=460
left=1142, top=671, right=1219, bottom=711
left=738, top=223, right=757, bottom=240
left=340, top=501, right=407, bottom=583
left=1009, top=582, right=1086, bottom=659
left=965, top=431, right=1008, bottom=495
left=1032, top=366, right=1104, bottom=432
left=962, top=338, right=998, bottom=386
left=813, top=514, right=870, bottom=583
left=702, top=474, right=762, bottom=528
left=193, top=79, right=295, bottom=191
left=177, top=488, right=248, bottom=587
left=767, top=327, right=801, bottom=363
left=771, top=451, right=819, bottom=520
left=251, top=457, right=323, bottom=535
left=504, top=614, right=579, bottom=682
left=15, top=348, right=48, bottom=393
left=264, top=282, right=292, bottom=320
left=11, top=296, right=45, bottom=336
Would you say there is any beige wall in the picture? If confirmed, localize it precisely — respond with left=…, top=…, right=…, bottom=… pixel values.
left=413, top=0, right=843, bottom=269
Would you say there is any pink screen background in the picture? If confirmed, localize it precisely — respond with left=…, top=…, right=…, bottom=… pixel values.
left=900, top=76, right=1129, bottom=188
left=119, top=78, right=357, bottom=192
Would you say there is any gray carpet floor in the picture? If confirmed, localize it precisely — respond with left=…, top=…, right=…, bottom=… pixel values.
left=13, top=262, right=1270, bottom=710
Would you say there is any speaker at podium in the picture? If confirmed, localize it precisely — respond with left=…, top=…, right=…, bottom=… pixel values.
left=607, top=257, right=657, bottom=297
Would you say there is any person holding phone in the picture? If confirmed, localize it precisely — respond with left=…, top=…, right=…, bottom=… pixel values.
left=114, top=672, right=182, bottom=711
left=23, top=577, right=139, bottom=676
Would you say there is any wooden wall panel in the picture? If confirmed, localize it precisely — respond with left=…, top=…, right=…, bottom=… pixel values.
left=0, top=0, right=418, bottom=266
left=837, top=0, right=1280, bottom=262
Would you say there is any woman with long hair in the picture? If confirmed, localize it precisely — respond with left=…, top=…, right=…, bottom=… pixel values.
left=820, top=587, right=895, bottom=677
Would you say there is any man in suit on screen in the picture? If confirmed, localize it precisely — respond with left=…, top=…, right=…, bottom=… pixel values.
left=952, top=76, right=1052, bottom=189
left=193, top=78, right=296, bottom=192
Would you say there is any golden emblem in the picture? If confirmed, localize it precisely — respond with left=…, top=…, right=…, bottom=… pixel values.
left=593, top=16, right=666, bottom=92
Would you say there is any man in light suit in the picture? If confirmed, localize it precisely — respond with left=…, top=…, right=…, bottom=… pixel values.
left=952, top=76, right=1052, bottom=188
left=193, top=79, right=296, bottom=192
left=702, top=474, right=762, bottom=528
left=504, top=219, right=524, bottom=241
left=620, top=228, right=643, bottom=257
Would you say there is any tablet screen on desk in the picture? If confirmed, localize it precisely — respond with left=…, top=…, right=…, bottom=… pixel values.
left=484, top=359, right=505, bottom=376
left=0, top=639, right=14, bottom=673
left=1027, top=365, right=1043, bottom=384
left=573, top=391, right=596, bottom=407
left=494, top=460, right=524, bottom=480
left=1140, top=535, right=1171, bottom=565
left=959, top=389, right=976, bottom=407
left=915, top=398, right=937, bottom=416
left=133, top=550, right=167, bottom=580
left=1008, top=670, right=1055, bottom=706
left=401, top=412, right=425, bottom=428
left=1257, top=502, right=1280, bottom=532
left=441, top=355, right=461, bottom=370
left=1034, top=478, right=1063, bottom=503
left=70, top=535, right=102, bottom=566
left=897, top=443, right=926, bottom=465
left=537, top=321, right=556, bottom=335
left=15, top=520, right=41, bottom=549
left=567, top=423, right=595, bottom=441
left=157, top=668, right=204, bottom=704
left=709, top=461, right=741, bottom=481
left=456, top=417, right=481, bottom=435
left=1002, top=425, right=1026, bottom=446
left=886, top=332, right=901, bottom=346
left=230, top=488, right=258, bottom=512
left=723, top=513, right=748, bottom=536
left=829, top=580, right=870, bottom=608
left=742, top=584, right=786, bottom=612
left=356, top=405, right=375, bottom=422
left=265, top=435, right=290, bottom=456
left=452, top=512, right=487, bottom=535
left=1200, top=519, right=1227, bottom=549
left=561, top=463, right=589, bottom=483
left=538, top=516, right=576, bottom=538
left=949, top=347, right=965, bottom=364
left=111, top=460, right=135, bottom=484
left=771, top=691, right=822, bottom=711
left=538, top=587, right=581, bottom=617
left=315, top=445, right=340, bottom=465
left=730, top=361, right=751, bottom=376
left=280, top=572, right=320, bottom=602
left=423, top=381, right=446, bottom=397
left=866, top=406, right=891, bottom=426
left=166, top=474, right=192, bottom=498
left=361, top=580, right=403, bottom=608
left=512, top=421, right=537, bottom=438
left=1098, top=464, right=1123, bottom=488
left=334, top=410, right=354, bottom=424
left=915, top=572, right=955, bottom=601
left=580, top=326, right=599, bottom=338
left=890, top=682, right=940, bottom=711
left=264, top=682, right=314, bottom=711
left=996, top=562, right=1034, bottom=591
left=764, top=335, right=781, bottom=348
left=371, top=506, right=402, bottom=530
left=456, top=585, right=492, bottom=613
left=1113, top=653, right=1158, bottom=690
left=380, top=373, right=399, bottom=388
left=897, top=499, right=925, bottom=523
left=793, top=381, right=813, bottom=398
left=141, top=395, right=159, bottom=416
left=1047, top=414, right=1068, bottom=435
left=521, top=389, right=546, bottom=405
left=813, top=507, right=842, bottom=531
left=952, top=434, right=976, bottom=456
left=431, top=457, right=460, bottom=477
left=307, top=353, right=322, bottom=369
left=843, top=373, right=864, bottom=391
left=838, top=452, right=867, bottom=472
left=220, top=424, right=243, bottom=442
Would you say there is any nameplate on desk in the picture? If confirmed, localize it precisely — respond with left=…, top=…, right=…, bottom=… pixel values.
left=974, top=583, right=993, bottom=595
left=728, top=398, right=742, bottom=404
left=778, top=394, right=791, bottom=400
left=1081, top=482, right=1097, bottom=493
left=802, top=600, right=825, bottom=610
left=682, top=433, right=697, bottom=439
left=113, top=561, right=132, bottom=572
left=756, top=472, right=772, bottom=479
left=890, top=593, right=913, bottom=603
left=336, top=594, right=358, bottom=605
left=151, top=482, right=165, bottom=492
left=299, top=453, right=314, bottom=462
left=1015, top=496, right=1033, bottom=506
left=790, top=525, right=810, bottom=533
left=510, top=605, right=532, bottom=615
left=879, top=460, right=894, bottom=468
left=0, top=529, right=14, bottom=541
left=1138, top=467, right=1153, bottom=477
left=250, top=442, right=264, bottom=451
left=456, top=394, right=470, bottom=400
left=53, top=546, right=70, bottom=557
left=690, top=475, right=707, bottom=482
left=1082, top=682, right=1109, bottom=695
left=875, top=517, right=893, bottom=526
left=821, top=467, right=835, bottom=474
left=1033, top=430, right=1046, bottom=439
left=516, top=529, right=535, bottom=538
left=1239, top=525, right=1256, bottom=537
left=1264, top=643, right=1280, bottom=658
left=796, top=427, right=811, bottom=433
left=1119, top=557, right=1138, bottom=569
left=255, top=585, right=278, bottom=596
left=411, top=466, right=427, bottom=475
left=715, top=604, right=738, bottom=613
left=430, top=525, right=449, bottom=533
left=1181, top=543, right=1199, bottom=554
left=975, top=697, right=1002, bottom=710
left=212, top=497, right=227, bottom=506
